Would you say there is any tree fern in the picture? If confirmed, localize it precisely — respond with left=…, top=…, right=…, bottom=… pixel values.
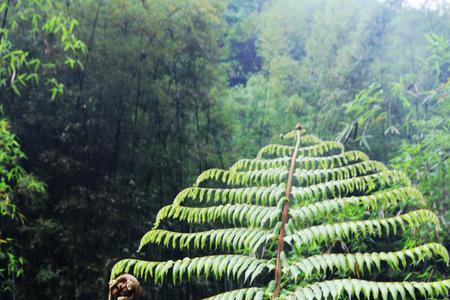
left=110, top=125, right=449, bottom=299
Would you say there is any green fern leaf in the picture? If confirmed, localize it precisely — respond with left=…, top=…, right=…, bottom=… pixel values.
left=110, top=129, right=450, bottom=300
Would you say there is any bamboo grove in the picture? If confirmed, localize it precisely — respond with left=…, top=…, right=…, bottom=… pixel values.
left=111, top=125, right=450, bottom=299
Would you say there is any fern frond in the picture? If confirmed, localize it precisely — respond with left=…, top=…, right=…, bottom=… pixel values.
left=288, top=243, right=449, bottom=280
left=195, top=168, right=231, bottom=186
left=153, top=203, right=280, bottom=229
left=232, top=151, right=368, bottom=171
left=176, top=171, right=410, bottom=208
left=293, top=160, right=387, bottom=186
left=196, top=161, right=387, bottom=187
left=195, top=168, right=286, bottom=187
left=202, top=288, right=265, bottom=300
left=111, top=129, right=450, bottom=300
left=285, top=278, right=450, bottom=300
left=290, top=171, right=411, bottom=204
left=173, top=184, right=285, bottom=207
left=286, top=209, right=440, bottom=250
left=289, top=187, right=424, bottom=226
left=138, top=227, right=275, bottom=254
left=111, top=255, right=273, bottom=285
left=280, top=132, right=319, bottom=144
left=257, top=141, right=344, bottom=159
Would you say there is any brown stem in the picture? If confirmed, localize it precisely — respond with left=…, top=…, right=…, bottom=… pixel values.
left=272, top=123, right=303, bottom=299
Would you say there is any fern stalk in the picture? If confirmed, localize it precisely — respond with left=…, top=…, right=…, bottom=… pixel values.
left=273, top=123, right=303, bottom=299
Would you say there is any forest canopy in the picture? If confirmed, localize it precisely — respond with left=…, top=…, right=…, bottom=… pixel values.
left=0, top=0, right=449, bottom=299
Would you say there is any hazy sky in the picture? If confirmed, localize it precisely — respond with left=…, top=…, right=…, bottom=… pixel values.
left=407, top=0, right=431, bottom=6
left=406, top=0, right=447, bottom=8
left=408, top=0, right=429, bottom=3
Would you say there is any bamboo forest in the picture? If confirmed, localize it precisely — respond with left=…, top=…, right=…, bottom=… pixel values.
left=1, top=1, right=450, bottom=299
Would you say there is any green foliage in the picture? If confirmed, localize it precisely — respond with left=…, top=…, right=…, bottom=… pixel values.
left=388, top=35, right=450, bottom=239
left=0, top=1, right=83, bottom=296
left=337, top=83, right=387, bottom=150
left=0, top=0, right=86, bottom=98
left=337, top=32, right=450, bottom=245
left=0, top=115, right=45, bottom=293
left=111, top=132, right=449, bottom=299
